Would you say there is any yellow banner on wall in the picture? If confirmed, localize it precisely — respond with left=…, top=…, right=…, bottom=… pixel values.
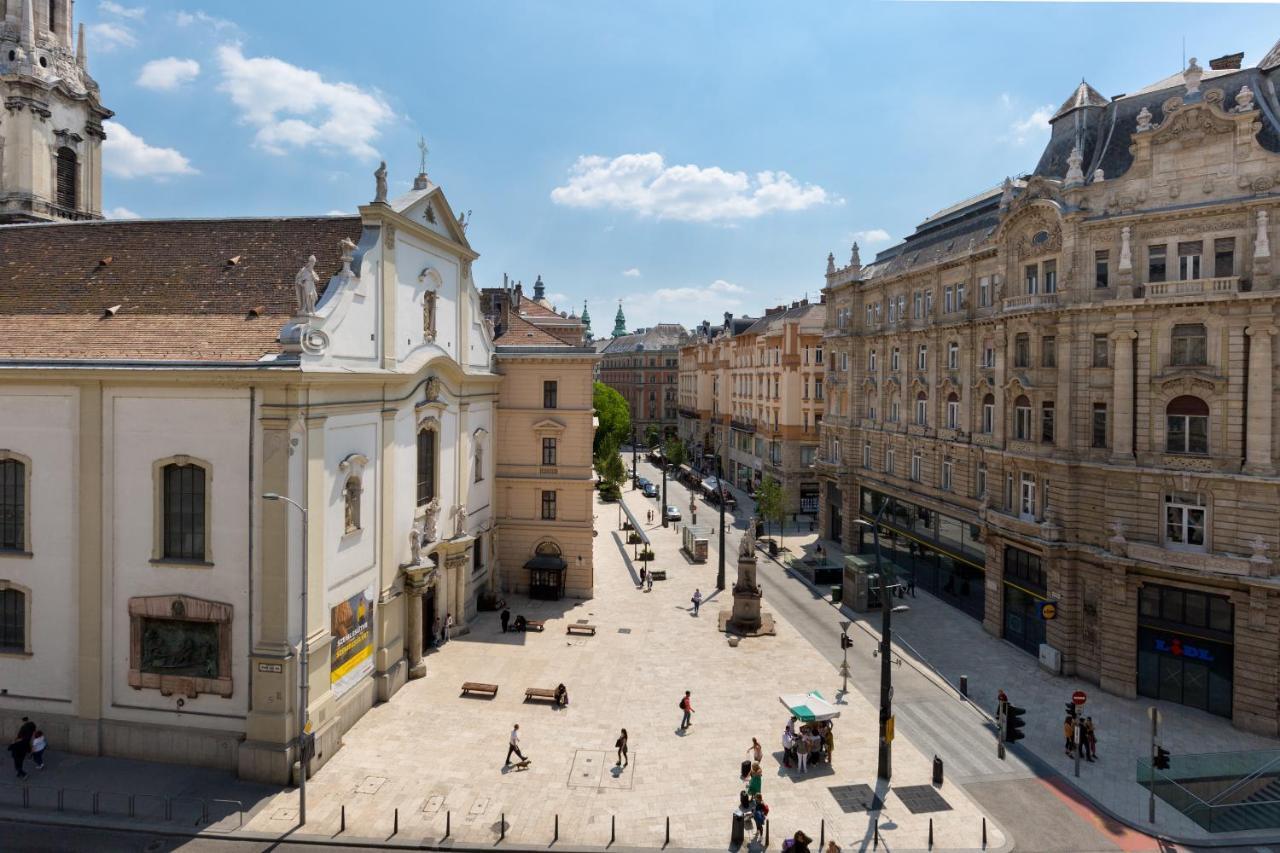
left=330, top=586, right=375, bottom=697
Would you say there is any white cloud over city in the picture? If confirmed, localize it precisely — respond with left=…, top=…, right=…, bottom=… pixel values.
left=215, top=44, right=395, bottom=160
left=622, top=267, right=641, bottom=278
left=102, top=121, right=197, bottom=179
left=137, top=57, right=201, bottom=91
left=87, top=21, right=136, bottom=51
left=1006, top=102, right=1055, bottom=146
left=622, top=278, right=748, bottom=328
left=105, top=206, right=141, bottom=219
left=99, top=1, right=144, bottom=19
left=853, top=228, right=892, bottom=245
left=550, top=153, right=838, bottom=223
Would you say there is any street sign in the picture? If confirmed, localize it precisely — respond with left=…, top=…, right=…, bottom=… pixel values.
left=1072, top=690, right=1087, bottom=706
left=1039, top=601, right=1058, bottom=620
left=885, top=716, right=895, bottom=743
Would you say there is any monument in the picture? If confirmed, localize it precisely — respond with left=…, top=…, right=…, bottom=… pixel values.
left=719, top=517, right=776, bottom=636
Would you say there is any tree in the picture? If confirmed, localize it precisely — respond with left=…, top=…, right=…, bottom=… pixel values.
left=593, top=381, right=631, bottom=458
left=664, top=436, right=687, bottom=470
left=755, top=475, right=785, bottom=551
left=644, top=423, right=661, bottom=449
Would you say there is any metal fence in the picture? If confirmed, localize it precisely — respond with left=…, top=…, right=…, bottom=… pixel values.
left=0, top=781, right=243, bottom=833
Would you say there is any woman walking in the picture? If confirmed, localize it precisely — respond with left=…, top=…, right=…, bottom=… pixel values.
left=30, top=730, right=46, bottom=770
left=747, top=736, right=763, bottom=765
left=615, top=728, right=629, bottom=768
left=747, top=762, right=763, bottom=797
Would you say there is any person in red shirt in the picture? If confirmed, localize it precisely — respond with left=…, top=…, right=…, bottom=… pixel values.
left=679, top=691, right=694, bottom=730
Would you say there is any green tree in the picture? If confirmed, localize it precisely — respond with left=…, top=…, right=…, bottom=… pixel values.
left=593, top=381, right=631, bottom=457
left=644, top=423, right=661, bottom=449
left=755, top=475, right=785, bottom=550
left=664, top=436, right=687, bottom=470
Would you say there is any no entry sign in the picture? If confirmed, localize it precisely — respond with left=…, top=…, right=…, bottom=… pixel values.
left=1072, top=690, right=1088, bottom=706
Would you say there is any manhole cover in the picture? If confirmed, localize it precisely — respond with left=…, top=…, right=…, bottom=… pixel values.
left=576, top=619, right=590, bottom=624
left=355, top=775, right=387, bottom=795
left=892, top=785, right=952, bottom=814
left=618, top=628, right=631, bottom=634
left=828, top=784, right=882, bottom=813
left=422, top=795, right=444, bottom=814
left=568, top=749, right=606, bottom=788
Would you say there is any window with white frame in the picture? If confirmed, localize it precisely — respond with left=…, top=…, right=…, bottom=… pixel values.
left=1024, top=263, right=1038, bottom=295
left=915, top=391, right=928, bottom=425
left=890, top=397, right=900, bottom=422
left=976, top=463, right=987, bottom=499
left=1019, top=472, right=1037, bottom=520
left=982, top=393, right=995, bottom=433
left=982, top=342, right=994, bottom=368
left=925, top=290, right=934, bottom=316
left=910, top=450, right=922, bottom=482
left=917, top=344, right=927, bottom=371
left=957, top=284, right=966, bottom=308
left=979, top=276, right=991, bottom=307
left=866, top=305, right=874, bottom=326
left=1164, top=492, right=1206, bottom=551
left=1178, top=241, right=1202, bottom=281
left=1014, top=395, right=1032, bottom=440
left=891, top=347, right=900, bottom=371
left=1043, top=259, right=1057, bottom=293
left=947, top=341, right=959, bottom=370
left=944, top=286, right=954, bottom=314
left=1004, top=472, right=1014, bottom=511
left=913, top=291, right=922, bottom=318
left=946, top=393, right=960, bottom=429
left=868, top=349, right=877, bottom=371
left=941, top=459, right=953, bottom=491
left=840, top=352, right=849, bottom=371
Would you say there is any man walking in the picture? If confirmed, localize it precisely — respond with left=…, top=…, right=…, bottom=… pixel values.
left=505, top=723, right=527, bottom=766
left=691, top=588, right=703, bottom=616
left=500, top=608, right=510, bottom=633
left=679, top=691, right=694, bottom=730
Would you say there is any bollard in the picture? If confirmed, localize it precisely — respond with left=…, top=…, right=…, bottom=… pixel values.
left=819, top=819, right=825, bottom=850
left=340, top=804, right=346, bottom=834
left=665, top=815, right=670, bottom=846
left=929, top=818, right=934, bottom=849
left=129, top=794, right=135, bottom=818
left=394, top=807, right=399, bottom=836
left=764, top=819, right=769, bottom=848
left=555, top=813, right=559, bottom=843
left=93, top=791, right=99, bottom=816
left=873, top=819, right=879, bottom=849
left=446, top=809, right=451, bottom=838
left=960, top=674, right=968, bottom=697
left=502, top=812, right=506, bottom=841
left=23, top=787, right=29, bottom=809
left=982, top=816, right=987, bottom=849
left=611, top=814, right=616, bottom=845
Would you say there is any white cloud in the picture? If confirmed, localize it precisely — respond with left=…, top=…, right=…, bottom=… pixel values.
left=215, top=44, right=395, bottom=161
left=622, top=268, right=641, bottom=278
left=708, top=279, right=744, bottom=293
left=1008, top=104, right=1054, bottom=145
left=88, top=21, right=136, bottom=51
left=623, top=278, right=749, bottom=328
left=550, top=153, right=838, bottom=223
left=105, top=206, right=141, bottom=219
left=325, top=209, right=351, bottom=216
left=137, top=57, right=201, bottom=91
left=103, top=121, right=197, bottom=179
left=547, top=292, right=571, bottom=307
left=100, top=1, right=145, bottom=19
left=853, top=228, right=892, bottom=245
left=175, top=10, right=236, bottom=31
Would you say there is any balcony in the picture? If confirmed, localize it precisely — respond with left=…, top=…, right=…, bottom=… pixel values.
left=1125, top=540, right=1272, bottom=579
left=1144, top=276, right=1240, bottom=300
left=730, top=418, right=757, bottom=434
left=1001, top=293, right=1059, bottom=314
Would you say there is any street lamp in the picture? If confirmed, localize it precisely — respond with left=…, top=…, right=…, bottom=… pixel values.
left=705, top=451, right=726, bottom=591
left=661, top=444, right=669, bottom=528
left=631, top=427, right=638, bottom=490
left=856, top=503, right=896, bottom=782
left=263, top=492, right=310, bottom=827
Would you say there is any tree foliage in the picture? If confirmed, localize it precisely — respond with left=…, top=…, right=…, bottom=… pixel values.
left=664, top=436, right=687, bottom=469
left=593, top=381, right=631, bottom=457
left=755, top=475, right=785, bottom=543
left=644, top=423, right=662, bottom=449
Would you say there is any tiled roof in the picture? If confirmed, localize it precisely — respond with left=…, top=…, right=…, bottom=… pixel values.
left=493, top=314, right=570, bottom=347
left=0, top=216, right=361, bottom=363
left=601, top=323, right=688, bottom=353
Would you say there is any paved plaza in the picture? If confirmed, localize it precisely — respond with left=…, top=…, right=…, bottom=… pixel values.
left=241, top=485, right=1006, bottom=850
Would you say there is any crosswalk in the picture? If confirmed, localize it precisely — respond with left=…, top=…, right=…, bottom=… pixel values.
left=893, top=699, right=1037, bottom=783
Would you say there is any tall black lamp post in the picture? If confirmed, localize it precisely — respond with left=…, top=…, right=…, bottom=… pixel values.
left=631, top=427, right=638, bottom=490
left=706, top=451, right=726, bottom=590
left=855, top=498, right=905, bottom=782
left=661, top=442, right=670, bottom=528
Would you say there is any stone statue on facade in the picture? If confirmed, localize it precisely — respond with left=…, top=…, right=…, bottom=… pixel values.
left=420, top=498, right=441, bottom=544
left=1093, top=168, right=1105, bottom=183
left=999, top=177, right=1014, bottom=212
left=1183, top=57, right=1203, bottom=95
left=1257, top=210, right=1271, bottom=258
left=826, top=252, right=835, bottom=275
left=454, top=504, right=469, bottom=539
left=339, top=237, right=357, bottom=276
left=425, top=376, right=441, bottom=401
left=409, top=522, right=423, bottom=565
left=1118, top=226, right=1133, bottom=271
left=293, top=254, right=320, bottom=316
left=1064, top=143, right=1085, bottom=186
left=739, top=517, right=757, bottom=558
left=1235, top=84, right=1256, bottom=113
left=1135, top=106, right=1154, bottom=133
left=374, top=161, right=388, bottom=204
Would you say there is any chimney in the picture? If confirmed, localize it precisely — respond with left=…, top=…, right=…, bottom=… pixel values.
left=1209, top=53, right=1244, bottom=71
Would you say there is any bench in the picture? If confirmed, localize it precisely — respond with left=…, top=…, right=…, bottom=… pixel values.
left=525, top=619, right=546, bottom=632
left=649, top=570, right=667, bottom=581
left=524, top=687, right=557, bottom=703
left=461, top=681, right=498, bottom=697
left=566, top=624, right=597, bottom=637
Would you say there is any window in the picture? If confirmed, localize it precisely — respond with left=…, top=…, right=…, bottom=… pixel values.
left=0, top=458, right=25, bottom=552
left=541, top=490, right=557, bottom=520
left=473, top=537, right=484, bottom=575
left=1041, top=336, right=1056, bottom=368
left=910, top=450, right=922, bottom=482
left=925, top=290, right=934, bottom=316
left=1004, top=472, right=1014, bottom=511
left=1004, top=546, right=1046, bottom=592
left=890, top=398, right=900, bottom=422
left=542, top=437, right=558, bottom=465
left=958, top=284, right=966, bottom=309
left=982, top=394, right=995, bottom=433
left=946, top=393, right=960, bottom=429
left=885, top=447, right=895, bottom=475
left=1092, top=333, right=1108, bottom=368
left=1024, top=264, right=1038, bottom=295
left=915, top=391, right=928, bottom=426
left=543, top=380, right=558, bottom=409
left=917, top=345, right=927, bottom=371
left=1164, top=492, right=1206, bottom=551
left=891, top=347, right=900, bottom=371
left=944, top=286, right=954, bottom=314
left=979, top=276, right=991, bottom=307
left=1148, top=244, right=1167, bottom=283
left=1166, top=396, right=1209, bottom=454
left=840, top=352, right=849, bottom=371
left=982, top=343, right=994, bottom=368
left=1091, top=403, right=1108, bottom=448
left=1014, top=333, right=1030, bottom=368
left=47, top=0, right=56, bottom=33
left=1171, top=323, right=1207, bottom=366
left=343, top=476, right=362, bottom=533
left=1043, top=260, right=1057, bottom=294
left=1019, top=473, right=1037, bottom=519
left=162, top=462, right=206, bottom=561
left=417, top=426, right=437, bottom=505
left=1041, top=401, right=1055, bottom=443
left=942, top=459, right=954, bottom=491
left=831, top=439, right=841, bottom=463
left=976, top=463, right=987, bottom=499
left=1095, top=250, right=1110, bottom=288
left=0, top=585, right=24, bottom=653
left=947, top=342, right=959, bottom=370
left=1014, top=395, right=1032, bottom=440
left=868, top=349, right=877, bottom=371
left=55, top=147, right=76, bottom=210
left=1178, top=241, right=1203, bottom=281
left=815, top=378, right=824, bottom=400
left=815, top=347, right=823, bottom=364
left=1214, top=237, right=1235, bottom=278
left=913, top=291, right=922, bottom=318
left=863, top=441, right=871, bottom=468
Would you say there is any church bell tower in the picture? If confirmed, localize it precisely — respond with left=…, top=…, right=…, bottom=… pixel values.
left=0, top=0, right=113, bottom=223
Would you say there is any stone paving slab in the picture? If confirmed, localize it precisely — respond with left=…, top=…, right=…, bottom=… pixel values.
left=243, top=487, right=1005, bottom=851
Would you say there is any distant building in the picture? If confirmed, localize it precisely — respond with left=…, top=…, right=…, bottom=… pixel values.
left=599, top=324, right=689, bottom=442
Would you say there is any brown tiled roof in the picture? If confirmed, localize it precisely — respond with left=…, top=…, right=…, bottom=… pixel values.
left=0, top=216, right=362, bottom=363
left=494, top=314, right=572, bottom=347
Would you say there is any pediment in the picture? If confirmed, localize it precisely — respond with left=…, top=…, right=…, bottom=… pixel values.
left=532, top=418, right=566, bottom=434
left=393, top=185, right=472, bottom=251
left=1157, top=370, right=1224, bottom=395
left=1150, top=93, right=1238, bottom=147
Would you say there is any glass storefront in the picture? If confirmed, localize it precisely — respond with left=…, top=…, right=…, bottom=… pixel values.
left=858, top=488, right=985, bottom=621
left=1002, top=546, right=1048, bottom=657
left=1137, top=584, right=1233, bottom=718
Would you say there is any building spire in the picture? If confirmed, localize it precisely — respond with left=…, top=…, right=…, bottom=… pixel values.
left=612, top=300, right=627, bottom=337
left=76, top=22, right=86, bottom=70
left=412, top=136, right=430, bottom=190
left=20, top=0, right=36, bottom=47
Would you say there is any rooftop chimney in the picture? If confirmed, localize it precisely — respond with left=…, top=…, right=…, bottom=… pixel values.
left=1209, top=53, right=1244, bottom=70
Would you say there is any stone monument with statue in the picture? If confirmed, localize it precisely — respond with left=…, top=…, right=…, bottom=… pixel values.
left=719, top=516, right=776, bottom=636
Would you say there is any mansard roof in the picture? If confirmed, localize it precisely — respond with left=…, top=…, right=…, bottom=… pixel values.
left=1051, top=80, right=1109, bottom=120
left=0, top=215, right=361, bottom=363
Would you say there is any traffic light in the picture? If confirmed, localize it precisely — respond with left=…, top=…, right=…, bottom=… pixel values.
left=840, top=633, right=853, bottom=650
left=1004, top=704, right=1026, bottom=743
left=1154, top=746, right=1171, bottom=770
left=1064, top=702, right=1077, bottom=719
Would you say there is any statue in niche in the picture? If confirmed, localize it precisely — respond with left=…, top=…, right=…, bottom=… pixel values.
left=1256, top=209, right=1271, bottom=258
left=425, top=377, right=440, bottom=401
left=344, top=475, right=362, bottom=533
left=409, top=522, right=423, bottom=565
left=140, top=618, right=218, bottom=678
left=454, top=504, right=469, bottom=539
left=424, top=289, right=438, bottom=341
left=294, top=255, right=320, bottom=317
left=374, top=161, right=388, bottom=204
left=421, top=497, right=441, bottom=543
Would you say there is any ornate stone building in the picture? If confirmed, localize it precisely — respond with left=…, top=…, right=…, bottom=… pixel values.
left=819, top=52, right=1280, bottom=735
left=599, top=323, right=689, bottom=442
left=679, top=302, right=826, bottom=515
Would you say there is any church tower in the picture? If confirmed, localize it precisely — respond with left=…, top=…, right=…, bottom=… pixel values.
left=0, top=0, right=113, bottom=223
left=611, top=300, right=627, bottom=337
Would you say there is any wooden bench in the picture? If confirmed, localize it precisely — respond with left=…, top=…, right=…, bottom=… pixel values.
left=524, top=687, right=557, bottom=703
left=649, top=570, right=667, bottom=581
left=566, top=624, right=597, bottom=637
left=525, top=619, right=546, bottom=632
left=461, top=681, right=498, bottom=697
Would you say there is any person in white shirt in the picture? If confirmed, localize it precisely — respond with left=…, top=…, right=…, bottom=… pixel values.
left=505, top=723, right=526, bottom=765
left=30, top=731, right=46, bottom=769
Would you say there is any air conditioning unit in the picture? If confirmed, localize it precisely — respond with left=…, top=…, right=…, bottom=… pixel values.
left=1038, top=643, right=1062, bottom=674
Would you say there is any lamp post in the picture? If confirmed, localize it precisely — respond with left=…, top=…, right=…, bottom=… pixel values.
left=263, top=492, right=309, bottom=826
left=706, top=451, right=726, bottom=590
left=856, top=499, right=896, bottom=782
left=631, top=427, right=638, bottom=490
left=661, top=444, right=669, bottom=528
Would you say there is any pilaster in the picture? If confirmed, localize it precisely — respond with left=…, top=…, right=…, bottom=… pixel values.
left=1110, top=329, right=1137, bottom=462
left=1245, top=325, right=1276, bottom=474
left=74, top=380, right=102, bottom=752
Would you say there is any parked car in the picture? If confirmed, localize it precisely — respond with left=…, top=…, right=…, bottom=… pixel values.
left=664, top=505, right=681, bottom=522
left=636, top=476, right=652, bottom=488
left=642, top=483, right=659, bottom=498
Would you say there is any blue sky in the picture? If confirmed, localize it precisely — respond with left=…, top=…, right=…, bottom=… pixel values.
left=89, top=1, right=1277, bottom=331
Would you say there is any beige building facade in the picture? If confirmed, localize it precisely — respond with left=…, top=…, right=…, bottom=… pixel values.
left=819, top=53, right=1280, bottom=735
left=679, top=301, right=826, bottom=516
left=600, top=324, right=687, bottom=443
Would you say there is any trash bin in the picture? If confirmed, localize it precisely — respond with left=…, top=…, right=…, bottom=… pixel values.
left=769, top=540, right=779, bottom=556
left=932, top=754, right=944, bottom=785
left=831, top=585, right=842, bottom=603
left=731, top=809, right=746, bottom=847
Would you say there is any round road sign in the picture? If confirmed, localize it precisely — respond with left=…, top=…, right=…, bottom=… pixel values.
left=1072, top=690, right=1087, bottom=706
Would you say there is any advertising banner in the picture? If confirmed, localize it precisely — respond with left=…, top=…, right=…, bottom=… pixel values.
left=330, top=585, right=375, bottom=698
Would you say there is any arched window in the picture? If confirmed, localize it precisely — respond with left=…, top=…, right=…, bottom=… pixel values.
left=535, top=540, right=561, bottom=558
left=162, top=462, right=207, bottom=560
left=915, top=391, right=928, bottom=425
left=946, top=392, right=960, bottom=429
left=1167, top=396, right=1209, bottom=454
left=55, top=147, right=77, bottom=210
left=982, top=393, right=995, bottom=433
left=417, top=424, right=438, bottom=506
left=1014, top=395, right=1032, bottom=440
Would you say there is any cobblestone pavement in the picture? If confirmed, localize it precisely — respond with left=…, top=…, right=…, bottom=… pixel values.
left=242, top=485, right=1006, bottom=851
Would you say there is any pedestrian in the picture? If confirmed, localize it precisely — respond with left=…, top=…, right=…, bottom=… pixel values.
left=790, top=830, right=814, bottom=853
left=1063, top=715, right=1075, bottom=757
left=505, top=723, right=527, bottom=766
left=615, top=728, right=629, bottom=767
left=751, top=794, right=769, bottom=841
left=500, top=608, right=510, bottom=633
left=647, top=572, right=654, bottom=593
left=17, top=717, right=34, bottom=747
left=7, top=734, right=27, bottom=779
left=440, top=612, right=453, bottom=647
left=823, top=724, right=835, bottom=769
left=796, top=729, right=810, bottom=773
left=639, top=566, right=646, bottom=588
left=907, top=573, right=917, bottom=597
left=781, top=727, right=795, bottom=768
left=679, top=691, right=693, bottom=730
left=1085, top=717, right=1098, bottom=761
left=554, top=683, right=569, bottom=707
left=747, top=737, right=763, bottom=765
left=30, top=731, right=45, bottom=770
left=747, top=762, right=763, bottom=797
left=691, top=588, right=703, bottom=616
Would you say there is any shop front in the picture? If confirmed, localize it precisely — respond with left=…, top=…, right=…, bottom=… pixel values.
left=1137, top=583, right=1234, bottom=718
left=1001, top=546, right=1047, bottom=657
left=799, top=485, right=819, bottom=515
left=825, top=481, right=842, bottom=544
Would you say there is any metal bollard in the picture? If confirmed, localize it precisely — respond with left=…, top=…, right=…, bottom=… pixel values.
left=665, top=815, right=670, bottom=846
left=960, top=674, right=968, bottom=697
left=611, top=814, right=616, bottom=845
left=22, top=787, right=29, bottom=809
left=92, top=791, right=99, bottom=815
left=502, top=811, right=506, bottom=841
left=394, top=807, right=399, bottom=836
left=764, top=819, right=769, bottom=847
left=446, top=809, right=451, bottom=838
left=57, top=789, right=64, bottom=812
left=982, top=816, right=987, bottom=849
left=873, top=819, right=879, bottom=849
left=340, top=804, right=346, bottom=834
left=164, top=797, right=171, bottom=821
left=929, top=818, right=934, bottom=850
left=819, top=818, right=825, bottom=850
left=129, top=794, right=135, bottom=818
left=555, top=813, right=559, bottom=843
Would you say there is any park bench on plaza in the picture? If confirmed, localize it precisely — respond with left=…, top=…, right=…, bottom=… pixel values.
left=525, top=619, right=546, bottom=632
left=524, top=687, right=557, bottom=702
left=565, top=623, right=597, bottom=636
left=648, top=570, right=667, bottom=581
left=461, top=681, right=499, bottom=697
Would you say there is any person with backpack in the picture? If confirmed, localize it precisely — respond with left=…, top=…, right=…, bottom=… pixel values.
left=679, top=691, right=693, bottom=730
left=7, top=734, right=28, bottom=779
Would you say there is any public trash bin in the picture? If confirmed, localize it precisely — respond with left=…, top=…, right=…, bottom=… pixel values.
left=933, top=754, right=944, bottom=785
left=731, top=810, right=746, bottom=847
left=769, top=540, right=779, bottom=556
left=831, top=585, right=842, bottom=603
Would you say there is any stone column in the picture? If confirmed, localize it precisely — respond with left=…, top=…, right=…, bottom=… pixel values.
left=1055, top=335, right=1072, bottom=452
left=405, top=578, right=426, bottom=679
left=1246, top=325, right=1276, bottom=474
left=1110, top=330, right=1137, bottom=461
left=993, top=325, right=1007, bottom=444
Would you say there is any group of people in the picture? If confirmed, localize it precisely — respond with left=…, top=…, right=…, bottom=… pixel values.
left=1064, top=715, right=1100, bottom=761
left=500, top=608, right=536, bottom=633
left=781, top=716, right=835, bottom=772
left=7, top=717, right=47, bottom=779
left=637, top=567, right=654, bottom=592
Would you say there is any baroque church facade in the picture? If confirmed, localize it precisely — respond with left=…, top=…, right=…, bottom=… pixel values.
left=0, top=2, right=596, bottom=783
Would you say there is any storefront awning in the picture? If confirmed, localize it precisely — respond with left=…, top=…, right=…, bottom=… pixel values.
left=524, top=555, right=567, bottom=572
left=779, top=691, right=841, bottom=722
